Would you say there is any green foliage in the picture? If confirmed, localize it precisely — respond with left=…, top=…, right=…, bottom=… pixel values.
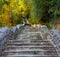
left=31, top=0, right=43, bottom=20
left=0, top=22, right=2, bottom=27
left=33, top=51, right=38, bottom=54
left=30, top=0, right=60, bottom=25
left=28, top=18, right=39, bottom=24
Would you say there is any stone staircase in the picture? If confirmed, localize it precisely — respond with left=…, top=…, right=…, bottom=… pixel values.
left=2, top=25, right=58, bottom=57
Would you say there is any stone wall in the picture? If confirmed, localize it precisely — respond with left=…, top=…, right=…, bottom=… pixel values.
left=49, top=30, right=60, bottom=56
left=0, top=24, right=23, bottom=55
left=37, top=25, right=60, bottom=56
left=0, top=28, right=14, bottom=56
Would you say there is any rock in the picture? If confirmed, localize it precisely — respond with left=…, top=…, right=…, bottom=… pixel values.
left=16, top=24, right=23, bottom=29
left=10, top=26, right=17, bottom=33
left=53, top=19, right=60, bottom=31
left=0, top=27, right=9, bottom=39
left=50, top=29, right=60, bottom=37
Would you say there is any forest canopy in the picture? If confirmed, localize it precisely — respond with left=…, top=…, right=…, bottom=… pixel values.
left=0, top=0, right=60, bottom=27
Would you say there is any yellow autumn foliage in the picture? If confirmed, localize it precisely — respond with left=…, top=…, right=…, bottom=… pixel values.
left=3, top=4, right=10, bottom=11
left=9, top=3, right=14, bottom=8
left=1, top=13, right=12, bottom=27
left=0, top=0, right=31, bottom=27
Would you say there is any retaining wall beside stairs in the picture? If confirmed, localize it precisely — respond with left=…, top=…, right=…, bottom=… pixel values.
left=0, top=25, right=24, bottom=56
left=37, top=25, right=60, bottom=56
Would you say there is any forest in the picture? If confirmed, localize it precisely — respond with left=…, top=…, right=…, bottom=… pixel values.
left=0, top=0, right=60, bottom=28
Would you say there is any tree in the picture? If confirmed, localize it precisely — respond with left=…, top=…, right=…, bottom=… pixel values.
left=0, top=0, right=31, bottom=27
left=0, top=0, right=12, bottom=27
left=30, top=0, right=60, bottom=25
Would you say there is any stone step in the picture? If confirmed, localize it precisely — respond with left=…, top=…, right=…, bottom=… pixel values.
left=8, top=40, right=49, bottom=43
left=20, top=31, right=38, bottom=33
left=8, top=39, right=50, bottom=43
left=3, top=53, right=57, bottom=56
left=7, top=42, right=53, bottom=46
left=3, top=54, right=58, bottom=57
left=20, top=31, right=41, bottom=34
left=6, top=46, right=56, bottom=51
left=18, top=33, right=41, bottom=37
left=3, top=47, right=58, bottom=56
left=3, top=44, right=58, bottom=56
left=18, top=38, right=43, bottom=40
left=4, top=49, right=56, bottom=53
left=7, top=42, right=52, bottom=46
left=7, top=44, right=53, bottom=47
left=7, top=46, right=55, bottom=49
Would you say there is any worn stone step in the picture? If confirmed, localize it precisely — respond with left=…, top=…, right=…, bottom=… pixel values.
left=4, top=54, right=58, bottom=57
left=18, top=38, right=43, bottom=40
left=8, top=39, right=50, bottom=43
left=3, top=52, right=58, bottom=56
left=8, top=39, right=48, bottom=41
left=8, top=40, right=49, bottom=43
left=7, top=46, right=55, bottom=49
left=18, top=32, right=41, bottom=35
left=21, top=31, right=41, bottom=33
left=3, top=53, right=57, bottom=56
left=4, top=49, right=57, bottom=53
left=3, top=48, right=58, bottom=56
left=7, top=45, right=53, bottom=48
left=6, top=46, right=56, bottom=51
left=2, top=45, right=58, bottom=56
left=7, top=42, right=52, bottom=46
left=7, top=44, right=53, bottom=47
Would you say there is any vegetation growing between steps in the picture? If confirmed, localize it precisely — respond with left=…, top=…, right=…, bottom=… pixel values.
left=33, top=51, right=38, bottom=54
left=0, top=0, right=60, bottom=29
